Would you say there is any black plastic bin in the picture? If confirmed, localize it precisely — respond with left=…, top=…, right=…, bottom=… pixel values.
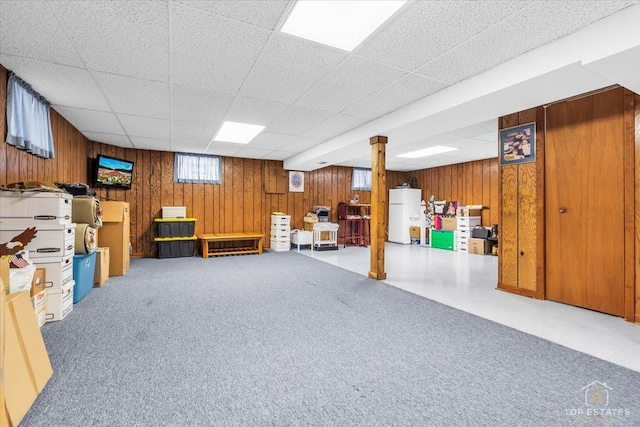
left=154, top=236, right=196, bottom=258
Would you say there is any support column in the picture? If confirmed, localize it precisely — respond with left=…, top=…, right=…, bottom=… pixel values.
left=369, top=136, right=387, bottom=280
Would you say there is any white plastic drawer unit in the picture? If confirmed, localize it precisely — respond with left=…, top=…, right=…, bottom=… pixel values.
left=456, top=216, right=481, bottom=229
left=0, top=191, right=72, bottom=225
left=0, top=223, right=76, bottom=258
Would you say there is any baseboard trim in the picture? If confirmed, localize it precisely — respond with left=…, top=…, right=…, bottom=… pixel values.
left=497, top=283, right=538, bottom=299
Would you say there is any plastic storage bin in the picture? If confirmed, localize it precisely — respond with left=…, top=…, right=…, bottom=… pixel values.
left=162, top=206, right=186, bottom=219
left=155, top=236, right=196, bottom=258
left=154, top=218, right=196, bottom=237
left=73, top=250, right=97, bottom=303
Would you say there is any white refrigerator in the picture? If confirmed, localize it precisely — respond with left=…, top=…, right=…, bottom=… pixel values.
left=388, top=188, right=422, bottom=244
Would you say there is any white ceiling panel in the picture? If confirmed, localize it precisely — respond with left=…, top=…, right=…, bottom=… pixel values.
left=303, top=114, right=369, bottom=140
left=296, top=57, right=406, bottom=113
left=446, top=138, right=493, bottom=150
left=130, top=136, right=171, bottom=152
left=0, top=55, right=111, bottom=111
left=224, top=96, right=289, bottom=126
left=417, top=1, right=638, bottom=84
left=50, top=0, right=170, bottom=82
left=449, top=120, right=498, bottom=139
left=93, top=71, right=170, bottom=119
left=171, top=121, right=217, bottom=146
left=356, top=1, right=527, bottom=71
left=204, top=144, right=242, bottom=157
left=247, top=132, right=318, bottom=151
left=239, top=33, right=348, bottom=104
left=171, top=3, right=270, bottom=94
left=82, top=131, right=133, bottom=148
left=53, top=106, right=124, bottom=134
left=343, top=73, right=449, bottom=118
left=476, top=132, right=498, bottom=143
left=263, top=150, right=297, bottom=161
left=267, top=106, right=334, bottom=136
left=171, top=85, right=235, bottom=125
left=234, top=147, right=273, bottom=159
left=118, top=115, right=171, bottom=140
left=0, top=1, right=83, bottom=67
left=176, top=0, right=290, bottom=30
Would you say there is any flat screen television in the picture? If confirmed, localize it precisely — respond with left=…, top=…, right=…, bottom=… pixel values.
left=94, top=154, right=134, bottom=190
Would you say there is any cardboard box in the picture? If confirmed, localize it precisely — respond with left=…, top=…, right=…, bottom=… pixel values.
left=469, top=238, right=490, bottom=255
left=46, top=280, right=74, bottom=322
left=456, top=207, right=483, bottom=217
left=0, top=259, right=7, bottom=425
left=31, top=289, right=46, bottom=312
left=409, top=226, right=420, bottom=239
left=440, top=217, right=457, bottom=231
left=94, top=247, right=110, bottom=287
left=30, top=268, right=46, bottom=297
left=100, top=201, right=130, bottom=276
left=4, top=291, right=53, bottom=426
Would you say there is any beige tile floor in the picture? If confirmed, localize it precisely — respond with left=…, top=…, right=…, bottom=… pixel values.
left=298, top=242, right=640, bottom=373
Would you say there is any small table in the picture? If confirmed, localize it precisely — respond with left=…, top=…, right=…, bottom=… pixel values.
left=197, top=233, right=264, bottom=259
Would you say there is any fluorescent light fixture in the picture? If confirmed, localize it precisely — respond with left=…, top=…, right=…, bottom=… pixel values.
left=397, top=145, right=458, bottom=159
left=280, top=0, right=407, bottom=52
left=214, top=121, right=265, bottom=144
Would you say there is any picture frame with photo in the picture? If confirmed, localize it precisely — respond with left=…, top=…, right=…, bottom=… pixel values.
left=499, top=122, right=536, bottom=166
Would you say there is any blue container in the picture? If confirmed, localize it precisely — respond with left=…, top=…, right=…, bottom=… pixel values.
left=73, top=250, right=97, bottom=303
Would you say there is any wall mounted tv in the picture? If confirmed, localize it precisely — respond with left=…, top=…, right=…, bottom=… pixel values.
left=94, top=154, right=134, bottom=190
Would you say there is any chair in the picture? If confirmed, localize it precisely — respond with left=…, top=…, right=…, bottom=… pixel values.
left=337, top=202, right=362, bottom=247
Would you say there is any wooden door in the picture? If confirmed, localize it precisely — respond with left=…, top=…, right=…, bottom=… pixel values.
left=545, top=89, right=625, bottom=316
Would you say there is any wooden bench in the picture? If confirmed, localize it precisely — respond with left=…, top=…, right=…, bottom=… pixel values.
left=197, top=233, right=265, bottom=259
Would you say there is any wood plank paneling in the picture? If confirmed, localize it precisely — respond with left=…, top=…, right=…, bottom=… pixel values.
left=500, top=164, right=518, bottom=287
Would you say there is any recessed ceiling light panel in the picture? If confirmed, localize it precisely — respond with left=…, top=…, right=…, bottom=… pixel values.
left=397, top=145, right=458, bottom=159
left=280, top=0, right=408, bottom=52
left=214, top=121, right=265, bottom=144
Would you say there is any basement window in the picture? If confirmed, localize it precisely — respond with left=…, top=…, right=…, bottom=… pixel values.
left=352, top=168, right=371, bottom=191
left=173, top=153, right=221, bottom=184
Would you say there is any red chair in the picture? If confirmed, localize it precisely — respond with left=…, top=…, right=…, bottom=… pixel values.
left=337, top=202, right=362, bottom=247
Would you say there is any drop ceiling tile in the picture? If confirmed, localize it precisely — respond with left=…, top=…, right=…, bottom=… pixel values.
left=204, top=144, right=242, bottom=157
left=239, top=33, right=347, bottom=104
left=53, top=106, right=124, bottom=134
left=449, top=119, right=498, bottom=138
left=130, top=136, right=171, bottom=152
left=296, top=57, right=406, bottom=113
left=50, top=1, right=170, bottom=81
left=172, top=141, right=206, bottom=154
left=234, top=147, right=273, bottom=159
left=277, top=137, right=323, bottom=153
left=0, top=55, right=111, bottom=111
left=356, top=1, right=526, bottom=71
left=416, top=1, right=637, bottom=84
left=118, top=115, right=170, bottom=140
left=267, top=106, right=334, bottom=136
left=247, top=132, right=318, bottom=151
left=171, top=85, right=234, bottom=125
left=171, top=3, right=270, bottom=94
left=224, top=96, right=289, bottom=126
left=343, top=73, right=449, bottom=118
left=303, top=114, right=369, bottom=140
left=262, top=150, right=297, bottom=161
left=0, top=1, right=82, bottom=67
left=176, top=0, right=290, bottom=30
left=93, top=71, right=170, bottom=119
left=171, top=121, right=217, bottom=146
left=447, top=137, right=493, bottom=150
left=474, top=132, right=499, bottom=143
left=82, top=131, right=133, bottom=148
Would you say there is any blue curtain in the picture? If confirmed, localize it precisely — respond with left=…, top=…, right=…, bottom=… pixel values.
left=351, top=167, right=371, bottom=191
left=6, top=72, right=55, bottom=159
left=173, top=152, right=220, bottom=184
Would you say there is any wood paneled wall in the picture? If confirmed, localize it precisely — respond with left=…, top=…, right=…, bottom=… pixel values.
left=633, top=93, right=640, bottom=324
left=410, top=159, right=499, bottom=226
left=497, top=107, right=545, bottom=298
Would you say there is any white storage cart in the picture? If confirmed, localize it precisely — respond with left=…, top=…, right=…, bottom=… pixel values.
left=312, top=222, right=339, bottom=251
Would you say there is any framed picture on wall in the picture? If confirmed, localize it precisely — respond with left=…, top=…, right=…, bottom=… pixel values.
left=289, top=171, right=304, bottom=192
left=499, top=122, right=536, bottom=166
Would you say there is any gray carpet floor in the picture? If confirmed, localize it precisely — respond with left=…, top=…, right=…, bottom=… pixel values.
left=21, top=252, right=640, bottom=426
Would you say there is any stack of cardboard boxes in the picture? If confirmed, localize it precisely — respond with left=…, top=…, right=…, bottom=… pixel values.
left=1, top=258, right=54, bottom=426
